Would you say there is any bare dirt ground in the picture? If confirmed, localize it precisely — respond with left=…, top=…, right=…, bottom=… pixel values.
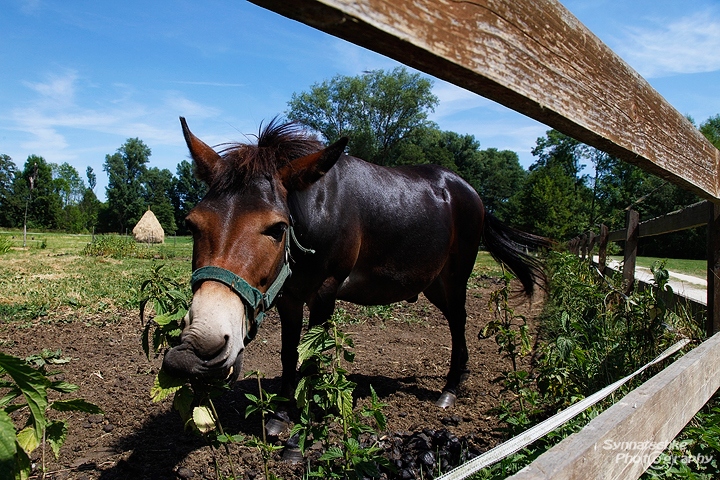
left=0, top=276, right=543, bottom=480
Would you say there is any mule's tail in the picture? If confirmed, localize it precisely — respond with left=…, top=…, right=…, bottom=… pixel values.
left=482, top=212, right=551, bottom=295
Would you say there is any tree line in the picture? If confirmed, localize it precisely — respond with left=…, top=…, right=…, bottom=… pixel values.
left=1, top=67, right=718, bottom=258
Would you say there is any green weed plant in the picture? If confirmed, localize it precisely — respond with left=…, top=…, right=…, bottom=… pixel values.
left=473, top=251, right=702, bottom=478
left=0, top=351, right=102, bottom=480
left=291, top=320, right=392, bottom=479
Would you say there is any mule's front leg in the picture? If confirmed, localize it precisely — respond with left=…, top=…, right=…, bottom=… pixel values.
left=265, top=296, right=304, bottom=437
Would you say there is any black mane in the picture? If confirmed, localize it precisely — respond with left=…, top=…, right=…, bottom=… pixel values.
left=210, top=118, right=322, bottom=192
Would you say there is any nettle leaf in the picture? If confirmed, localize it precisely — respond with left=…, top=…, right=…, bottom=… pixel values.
left=16, top=427, right=39, bottom=455
left=172, top=386, right=194, bottom=425
left=0, top=410, right=17, bottom=478
left=49, top=381, right=80, bottom=394
left=46, top=420, right=67, bottom=459
left=50, top=399, right=102, bottom=414
left=0, top=353, right=49, bottom=445
left=151, top=370, right=186, bottom=403
left=319, top=446, right=344, bottom=462
left=192, top=405, right=216, bottom=434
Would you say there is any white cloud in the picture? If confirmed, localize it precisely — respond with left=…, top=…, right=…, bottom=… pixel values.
left=22, top=70, right=78, bottom=107
left=617, top=10, right=720, bottom=77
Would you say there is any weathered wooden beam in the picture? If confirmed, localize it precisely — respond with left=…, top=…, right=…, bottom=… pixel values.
left=639, top=200, right=711, bottom=238
left=509, top=332, right=720, bottom=480
left=623, top=209, right=639, bottom=294
left=607, top=200, right=712, bottom=243
left=708, top=202, right=720, bottom=335
left=598, top=224, right=609, bottom=271
left=249, top=0, right=720, bottom=199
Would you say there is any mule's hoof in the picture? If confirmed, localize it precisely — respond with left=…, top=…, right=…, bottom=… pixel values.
left=265, top=417, right=289, bottom=437
left=282, top=447, right=303, bottom=464
left=435, top=391, right=457, bottom=409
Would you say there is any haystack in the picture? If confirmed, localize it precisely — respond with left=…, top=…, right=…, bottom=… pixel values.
left=133, top=209, right=165, bottom=244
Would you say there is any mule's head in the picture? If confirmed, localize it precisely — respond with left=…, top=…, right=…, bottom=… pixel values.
left=161, top=117, right=347, bottom=383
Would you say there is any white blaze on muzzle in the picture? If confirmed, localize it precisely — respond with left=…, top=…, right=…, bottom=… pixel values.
left=182, top=281, right=246, bottom=369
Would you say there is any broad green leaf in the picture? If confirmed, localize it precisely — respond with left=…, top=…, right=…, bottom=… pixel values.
left=15, top=427, right=39, bottom=455
left=0, top=353, right=49, bottom=445
left=49, top=381, right=79, bottom=393
left=45, top=420, right=67, bottom=459
left=14, top=444, right=31, bottom=480
left=151, top=370, right=186, bottom=403
left=50, top=399, right=102, bottom=414
left=173, top=385, right=194, bottom=425
left=0, top=410, right=17, bottom=480
left=192, top=405, right=216, bottom=434
left=318, top=446, right=344, bottom=461
left=0, top=388, right=21, bottom=408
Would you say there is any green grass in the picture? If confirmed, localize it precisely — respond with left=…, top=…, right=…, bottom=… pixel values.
left=0, top=231, right=193, bottom=324
left=0, top=235, right=513, bottom=326
left=607, top=255, right=706, bottom=279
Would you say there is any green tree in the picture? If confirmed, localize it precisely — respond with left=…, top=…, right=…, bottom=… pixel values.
left=171, top=160, right=207, bottom=235
left=474, top=148, right=526, bottom=218
left=507, top=130, right=592, bottom=239
left=287, top=67, right=438, bottom=165
left=0, top=154, right=18, bottom=227
left=103, top=138, right=150, bottom=233
left=11, top=156, right=63, bottom=230
left=52, top=162, right=85, bottom=207
left=700, top=114, right=720, bottom=150
left=142, top=167, right=177, bottom=234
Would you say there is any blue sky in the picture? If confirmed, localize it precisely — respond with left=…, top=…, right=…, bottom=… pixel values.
left=2, top=0, right=719, bottom=200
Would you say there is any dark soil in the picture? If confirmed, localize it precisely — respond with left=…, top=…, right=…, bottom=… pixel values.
left=0, top=276, right=543, bottom=479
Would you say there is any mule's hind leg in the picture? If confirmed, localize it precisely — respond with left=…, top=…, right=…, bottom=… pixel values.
left=423, top=276, right=471, bottom=408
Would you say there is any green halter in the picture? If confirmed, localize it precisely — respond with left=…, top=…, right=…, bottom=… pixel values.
left=190, top=225, right=314, bottom=344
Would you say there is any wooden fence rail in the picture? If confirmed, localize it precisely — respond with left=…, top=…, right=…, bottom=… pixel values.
left=568, top=200, right=719, bottom=334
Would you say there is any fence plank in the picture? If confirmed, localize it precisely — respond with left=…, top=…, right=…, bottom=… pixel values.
left=510, top=332, right=720, bottom=480
left=638, top=201, right=710, bottom=238
left=708, top=202, right=720, bottom=335
left=623, top=209, right=639, bottom=294
left=598, top=224, right=608, bottom=271
left=607, top=201, right=712, bottom=243
left=250, top=0, right=720, bottom=200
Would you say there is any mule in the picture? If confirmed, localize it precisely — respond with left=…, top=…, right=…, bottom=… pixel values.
left=162, top=117, right=549, bottom=427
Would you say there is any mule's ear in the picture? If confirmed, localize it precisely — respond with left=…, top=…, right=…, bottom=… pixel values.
left=279, top=137, right=348, bottom=190
left=180, top=117, right=221, bottom=184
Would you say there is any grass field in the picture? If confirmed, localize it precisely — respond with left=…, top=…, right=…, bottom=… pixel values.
left=0, top=230, right=193, bottom=325
left=607, top=255, right=706, bottom=279
left=2, top=229, right=702, bottom=328
left=0, top=231, right=512, bottom=326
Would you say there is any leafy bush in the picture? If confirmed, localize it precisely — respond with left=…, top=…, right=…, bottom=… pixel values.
left=291, top=320, right=392, bottom=479
left=83, top=235, right=177, bottom=259
left=535, top=252, right=701, bottom=409
left=474, top=251, right=702, bottom=478
left=0, top=351, right=102, bottom=480
left=82, top=235, right=139, bottom=258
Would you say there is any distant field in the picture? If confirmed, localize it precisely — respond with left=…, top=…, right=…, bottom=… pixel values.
left=607, top=255, right=706, bottom=279
left=0, top=230, right=193, bottom=324
left=0, top=231, right=511, bottom=325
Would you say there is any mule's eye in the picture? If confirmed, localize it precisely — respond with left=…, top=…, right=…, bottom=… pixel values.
left=264, top=222, right=287, bottom=242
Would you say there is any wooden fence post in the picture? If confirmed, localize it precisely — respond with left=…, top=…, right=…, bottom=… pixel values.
left=598, top=224, right=609, bottom=272
left=623, top=209, right=639, bottom=294
left=707, top=202, right=720, bottom=335
left=580, top=233, right=588, bottom=261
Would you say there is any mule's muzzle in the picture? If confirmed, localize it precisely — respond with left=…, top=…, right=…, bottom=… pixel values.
left=162, top=342, right=243, bottom=384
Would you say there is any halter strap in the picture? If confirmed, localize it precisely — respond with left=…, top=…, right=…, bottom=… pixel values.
left=190, top=225, right=312, bottom=344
